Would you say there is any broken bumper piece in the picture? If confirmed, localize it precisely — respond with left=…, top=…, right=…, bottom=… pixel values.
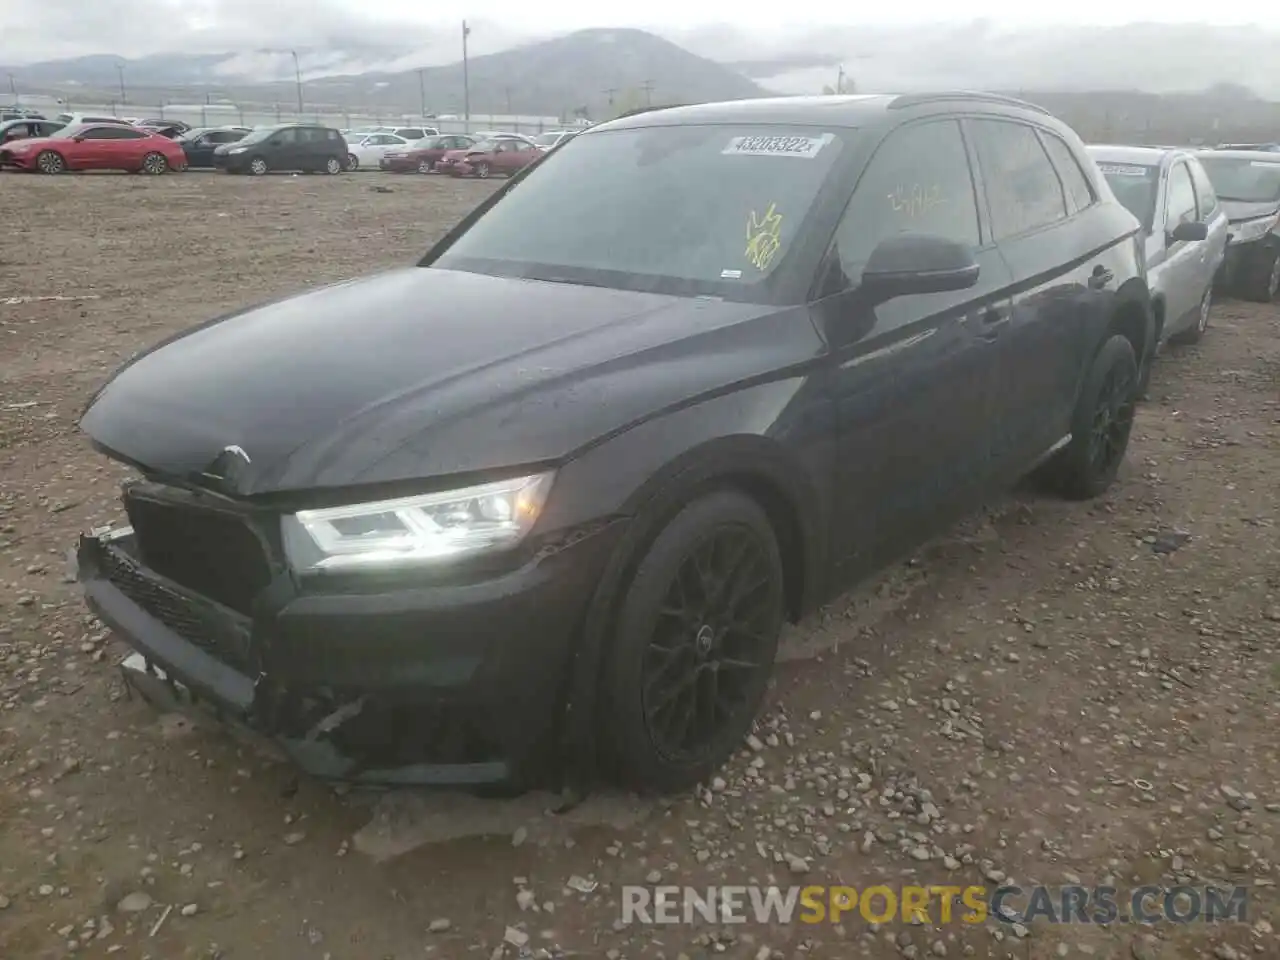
left=76, top=524, right=617, bottom=789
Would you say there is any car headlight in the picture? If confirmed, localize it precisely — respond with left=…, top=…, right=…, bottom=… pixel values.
left=1231, top=213, right=1280, bottom=244
left=281, top=472, right=553, bottom=572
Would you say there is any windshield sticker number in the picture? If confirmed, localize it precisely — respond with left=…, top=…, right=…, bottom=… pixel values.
left=1097, top=163, right=1152, bottom=177
left=889, top=183, right=946, bottom=218
left=745, top=203, right=784, bottom=271
left=723, top=134, right=832, bottom=158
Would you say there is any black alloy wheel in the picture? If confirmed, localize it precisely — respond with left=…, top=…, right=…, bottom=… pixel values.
left=1087, top=360, right=1135, bottom=480
left=601, top=491, right=784, bottom=793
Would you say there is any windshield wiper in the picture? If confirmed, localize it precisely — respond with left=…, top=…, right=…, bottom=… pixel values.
left=528, top=275, right=609, bottom=288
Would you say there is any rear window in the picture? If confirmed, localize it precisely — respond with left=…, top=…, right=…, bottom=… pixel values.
left=434, top=124, right=846, bottom=299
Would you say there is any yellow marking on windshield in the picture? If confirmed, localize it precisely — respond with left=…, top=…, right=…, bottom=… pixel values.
left=745, top=203, right=784, bottom=271
left=889, top=183, right=946, bottom=218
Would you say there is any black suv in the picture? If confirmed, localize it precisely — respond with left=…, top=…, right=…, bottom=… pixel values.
left=212, top=122, right=347, bottom=175
left=76, top=93, right=1151, bottom=796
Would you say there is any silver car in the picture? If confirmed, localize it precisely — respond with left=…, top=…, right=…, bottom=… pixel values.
left=1195, top=150, right=1280, bottom=303
left=1087, top=146, right=1229, bottom=347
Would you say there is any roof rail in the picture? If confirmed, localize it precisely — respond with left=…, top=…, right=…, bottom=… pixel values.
left=888, top=91, right=1050, bottom=115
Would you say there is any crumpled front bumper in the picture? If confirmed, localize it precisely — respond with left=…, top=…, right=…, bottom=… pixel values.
left=76, top=522, right=619, bottom=788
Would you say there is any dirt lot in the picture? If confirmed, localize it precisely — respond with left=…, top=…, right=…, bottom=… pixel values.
left=2, top=171, right=1279, bottom=960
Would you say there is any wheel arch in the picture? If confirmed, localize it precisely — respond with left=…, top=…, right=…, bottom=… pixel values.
left=1108, top=277, right=1154, bottom=366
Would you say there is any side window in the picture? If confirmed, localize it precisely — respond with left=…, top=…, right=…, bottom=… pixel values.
left=831, top=119, right=981, bottom=277
left=272, top=128, right=298, bottom=145
left=971, top=119, right=1068, bottom=239
left=81, top=127, right=117, bottom=140
left=1040, top=133, right=1096, bottom=215
left=1188, top=161, right=1219, bottom=220
left=118, top=129, right=147, bottom=140
left=1166, top=163, right=1197, bottom=229
left=401, top=129, right=423, bottom=140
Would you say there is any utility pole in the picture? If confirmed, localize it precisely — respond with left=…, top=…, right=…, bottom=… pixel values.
left=504, top=86, right=512, bottom=114
left=641, top=79, right=654, bottom=106
left=604, top=87, right=616, bottom=108
left=417, top=69, right=427, bottom=118
left=836, top=66, right=845, bottom=94
left=116, top=63, right=127, bottom=105
left=7, top=73, right=16, bottom=106
left=290, top=50, right=303, bottom=115
left=462, top=21, right=471, bottom=124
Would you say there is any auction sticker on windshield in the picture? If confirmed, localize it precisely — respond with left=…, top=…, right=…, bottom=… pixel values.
left=1097, top=163, right=1153, bottom=177
left=723, top=134, right=833, bottom=158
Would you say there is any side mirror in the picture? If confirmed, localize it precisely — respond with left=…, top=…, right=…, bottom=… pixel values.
left=1169, top=220, right=1208, bottom=243
left=859, top=234, right=980, bottom=303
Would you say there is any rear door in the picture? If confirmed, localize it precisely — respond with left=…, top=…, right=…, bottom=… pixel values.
left=268, top=127, right=301, bottom=169
left=967, top=118, right=1114, bottom=473
left=68, top=126, right=123, bottom=170
left=1188, top=158, right=1229, bottom=300
left=814, top=117, right=1012, bottom=580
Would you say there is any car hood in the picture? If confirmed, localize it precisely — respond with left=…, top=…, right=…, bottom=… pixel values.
left=2, top=135, right=61, bottom=151
left=80, top=267, right=800, bottom=496
left=1221, top=199, right=1280, bottom=223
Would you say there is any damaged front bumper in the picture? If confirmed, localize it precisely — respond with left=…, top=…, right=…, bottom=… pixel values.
left=76, top=522, right=618, bottom=788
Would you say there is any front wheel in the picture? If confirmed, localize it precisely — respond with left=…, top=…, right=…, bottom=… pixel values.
left=1170, top=286, right=1212, bottom=346
left=417, top=159, right=432, bottom=174
left=36, top=150, right=65, bottom=174
left=599, top=491, right=785, bottom=793
left=141, top=152, right=168, bottom=175
left=1236, top=246, right=1280, bottom=303
left=325, top=156, right=343, bottom=175
left=346, top=153, right=359, bottom=171
left=248, top=156, right=268, bottom=176
left=473, top=161, right=490, bottom=179
left=1039, top=334, right=1138, bottom=501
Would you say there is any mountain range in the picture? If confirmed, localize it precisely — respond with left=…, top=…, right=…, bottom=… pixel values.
left=5, top=22, right=1280, bottom=118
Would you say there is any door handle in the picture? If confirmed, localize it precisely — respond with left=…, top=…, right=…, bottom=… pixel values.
left=1088, top=266, right=1115, bottom=290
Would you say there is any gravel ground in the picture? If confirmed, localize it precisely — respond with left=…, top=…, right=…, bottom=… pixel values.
left=2, top=171, right=1279, bottom=960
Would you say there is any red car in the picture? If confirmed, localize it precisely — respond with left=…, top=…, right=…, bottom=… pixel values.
left=380, top=134, right=477, bottom=174
left=438, top=136, right=540, bottom=179
left=0, top=123, right=187, bottom=175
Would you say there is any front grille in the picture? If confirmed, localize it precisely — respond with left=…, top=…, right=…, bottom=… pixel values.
left=123, top=490, right=273, bottom=616
left=100, top=545, right=254, bottom=673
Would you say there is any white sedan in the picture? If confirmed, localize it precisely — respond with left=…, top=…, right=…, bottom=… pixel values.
left=345, top=133, right=410, bottom=171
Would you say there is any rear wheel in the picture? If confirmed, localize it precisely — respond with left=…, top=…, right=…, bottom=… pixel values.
left=141, top=152, right=168, bottom=175
left=417, top=159, right=432, bottom=174
left=325, top=156, right=343, bottom=175
left=1039, top=334, right=1138, bottom=500
left=36, top=150, right=65, bottom=174
left=1170, top=286, right=1212, bottom=345
left=248, top=156, right=268, bottom=176
left=599, top=491, right=785, bottom=793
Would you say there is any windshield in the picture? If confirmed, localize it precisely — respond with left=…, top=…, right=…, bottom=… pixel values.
left=433, top=124, right=846, bottom=299
left=1197, top=157, right=1280, bottom=204
left=1095, top=162, right=1160, bottom=230
left=411, top=137, right=442, bottom=149
left=534, top=133, right=563, bottom=147
left=235, top=127, right=281, bottom=146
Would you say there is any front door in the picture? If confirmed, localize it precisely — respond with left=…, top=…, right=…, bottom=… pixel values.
left=1160, top=160, right=1204, bottom=330
left=813, top=117, right=1010, bottom=582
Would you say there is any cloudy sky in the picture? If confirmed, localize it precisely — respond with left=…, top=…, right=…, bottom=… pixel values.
left=3, top=1, right=1279, bottom=63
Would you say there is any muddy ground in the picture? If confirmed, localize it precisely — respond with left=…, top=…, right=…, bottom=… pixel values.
left=1, top=171, right=1278, bottom=960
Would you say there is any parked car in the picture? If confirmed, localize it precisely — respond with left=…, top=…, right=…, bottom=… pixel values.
left=440, top=135, right=540, bottom=178
left=178, top=126, right=251, bottom=168
left=373, top=125, right=439, bottom=141
left=0, top=117, right=66, bottom=144
left=1, top=107, right=46, bottom=122
left=213, top=123, right=348, bottom=176
left=52, top=112, right=129, bottom=128
left=0, top=123, right=186, bottom=174
left=532, top=130, right=578, bottom=151
left=1087, top=146, right=1228, bottom=352
left=74, top=93, right=1150, bottom=795
left=344, top=132, right=410, bottom=171
left=1195, top=149, right=1280, bottom=302
left=136, top=120, right=191, bottom=139
left=380, top=134, right=476, bottom=173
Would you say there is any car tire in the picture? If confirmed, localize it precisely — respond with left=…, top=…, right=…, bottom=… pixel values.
left=346, top=153, right=359, bottom=171
left=474, top=161, right=490, bottom=179
left=1169, top=286, right=1212, bottom=346
left=1040, top=334, right=1139, bottom=501
left=598, top=490, right=785, bottom=794
left=417, top=159, right=432, bottom=174
left=248, top=156, right=268, bottom=176
left=1236, top=246, right=1280, bottom=303
left=325, top=156, right=343, bottom=175
left=140, top=152, right=168, bottom=175
left=36, top=150, right=65, bottom=174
